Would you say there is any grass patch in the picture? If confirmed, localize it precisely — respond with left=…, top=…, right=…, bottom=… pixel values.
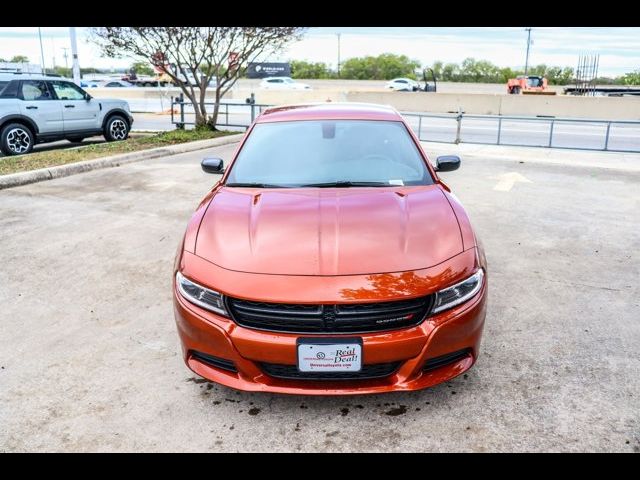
left=0, top=129, right=237, bottom=176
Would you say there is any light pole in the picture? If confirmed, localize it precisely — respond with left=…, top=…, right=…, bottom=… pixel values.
left=38, top=27, right=46, bottom=74
left=524, top=27, right=532, bottom=76
left=337, top=33, right=341, bottom=78
left=62, top=47, right=69, bottom=69
left=69, top=27, right=81, bottom=85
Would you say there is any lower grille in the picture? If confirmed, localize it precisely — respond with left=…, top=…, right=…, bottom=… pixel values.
left=226, top=295, right=434, bottom=334
left=260, top=361, right=401, bottom=381
left=191, top=351, right=237, bottom=373
left=423, top=349, right=471, bottom=372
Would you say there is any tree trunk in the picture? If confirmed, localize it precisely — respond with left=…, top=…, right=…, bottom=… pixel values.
left=206, top=88, right=222, bottom=130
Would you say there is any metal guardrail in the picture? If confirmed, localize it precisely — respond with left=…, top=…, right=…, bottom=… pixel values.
left=171, top=93, right=270, bottom=130
left=170, top=96, right=640, bottom=153
left=403, top=111, right=640, bottom=153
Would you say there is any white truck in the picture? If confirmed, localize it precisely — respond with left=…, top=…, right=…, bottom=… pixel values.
left=0, top=73, right=133, bottom=156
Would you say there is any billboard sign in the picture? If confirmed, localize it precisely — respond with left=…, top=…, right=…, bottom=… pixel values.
left=247, top=62, right=291, bottom=78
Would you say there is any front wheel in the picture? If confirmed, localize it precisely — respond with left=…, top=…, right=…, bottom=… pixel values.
left=103, top=115, right=130, bottom=142
left=0, top=123, right=34, bottom=156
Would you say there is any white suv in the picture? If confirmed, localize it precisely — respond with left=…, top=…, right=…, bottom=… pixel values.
left=0, top=74, right=133, bottom=156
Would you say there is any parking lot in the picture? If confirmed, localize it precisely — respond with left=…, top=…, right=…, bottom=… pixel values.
left=0, top=142, right=638, bottom=452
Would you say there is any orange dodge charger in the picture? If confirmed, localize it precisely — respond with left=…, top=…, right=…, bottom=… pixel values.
left=173, top=103, right=487, bottom=395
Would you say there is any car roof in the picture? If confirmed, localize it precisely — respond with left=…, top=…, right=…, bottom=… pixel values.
left=261, top=76, right=293, bottom=80
left=0, top=73, right=72, bottom=82
left=256, top=102, right=402, bottom=123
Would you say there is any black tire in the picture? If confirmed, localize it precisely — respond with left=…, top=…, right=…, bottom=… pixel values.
left=67, top=136, right=86, bottom=143
left=511, top=86, right=521, bottom=95
left=0, top=122, right=34, bottom=156
left=103, top=115, right=130, bottom=142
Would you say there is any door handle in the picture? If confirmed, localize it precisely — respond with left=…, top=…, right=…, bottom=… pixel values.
left=26, top=106, right=38, bottom=110
left=64, top=105, right=75, bottom=108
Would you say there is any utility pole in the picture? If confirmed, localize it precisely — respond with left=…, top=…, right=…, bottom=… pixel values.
left=62, top=47, right=69, bottom=69
left=38, top=27, right=46, bottom=74
left=524, top=27, right=532, bottom=76
left=337, top=33, right=341, bottom=78
left=69, top=27, right=81, bottom=85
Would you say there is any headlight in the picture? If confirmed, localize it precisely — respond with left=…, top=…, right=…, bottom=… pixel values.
left=432, top=269, right=484, bottom=314
left=175, top=272, right=228, bottom=316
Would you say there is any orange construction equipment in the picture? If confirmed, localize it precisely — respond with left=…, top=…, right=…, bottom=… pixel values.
left=507, top=75, right=557, bottom=95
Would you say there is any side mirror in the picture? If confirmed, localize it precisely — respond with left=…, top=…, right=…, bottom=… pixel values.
left=201, top=157, right=224, bottom=174
left=85, top=93, right=92, bottom=101
left=435, top=155, right=461, bottom=172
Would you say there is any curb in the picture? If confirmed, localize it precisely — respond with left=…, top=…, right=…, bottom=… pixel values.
left=0, top=134, right=243, bottom=191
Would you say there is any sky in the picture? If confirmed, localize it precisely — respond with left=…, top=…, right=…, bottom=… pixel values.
left=0, top=27, right=638, bottom=77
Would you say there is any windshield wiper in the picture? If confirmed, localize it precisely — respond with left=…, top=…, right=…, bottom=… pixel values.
left=225, top=182, right=289, bottom=188
left=299, top=181, right=391, bottom=188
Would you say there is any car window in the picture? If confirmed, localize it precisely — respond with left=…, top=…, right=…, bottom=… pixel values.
left=0, top=80, right=20, bottom=98
left=0, top=81, right=8, bottom=94
left=396, top=79, right=407, bottom=84
left=21, top=80, right=53, bottom=101
left=226, top=120, right=434, bottom=187
left=105, top=82, right=120, bottom=87
left=50, top=81, right=86, bottom=100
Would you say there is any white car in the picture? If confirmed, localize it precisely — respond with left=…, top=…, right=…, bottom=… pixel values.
left=386, top=78, right=419, bottom=92
left=101, top=80, right=135, bottom=88
left=259, top=77, right=311, bottom=91
left=0, top=74, right=133, bottom=156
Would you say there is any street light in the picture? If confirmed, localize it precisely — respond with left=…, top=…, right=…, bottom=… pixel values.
left=524, top=27, right=532, bottom=76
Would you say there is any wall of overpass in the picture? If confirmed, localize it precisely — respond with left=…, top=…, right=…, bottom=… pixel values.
left=89, top=87, right=640, bottom=120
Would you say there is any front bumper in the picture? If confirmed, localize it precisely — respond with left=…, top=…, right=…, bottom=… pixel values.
left=173, top=248, right=487, bottom=395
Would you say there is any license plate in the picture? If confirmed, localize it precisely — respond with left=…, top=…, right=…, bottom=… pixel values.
left=297, top=338, right=362, bottom=372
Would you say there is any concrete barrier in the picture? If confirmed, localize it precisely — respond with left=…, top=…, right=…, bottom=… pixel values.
left=91, top=87, right=640, bottom=120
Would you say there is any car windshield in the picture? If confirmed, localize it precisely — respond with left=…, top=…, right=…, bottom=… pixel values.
left=225, top=120, right=434, bottom=188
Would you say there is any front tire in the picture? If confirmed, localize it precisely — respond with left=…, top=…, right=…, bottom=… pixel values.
left=103, top=115, right=130, bottom=142
left=0, top=123, right=34, bottom=156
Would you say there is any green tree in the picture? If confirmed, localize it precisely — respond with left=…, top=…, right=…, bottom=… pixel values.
left=10, top=55, right=29, bottom=63
left=441, top=63, right=459, bottom=82
left=619, top=70, right=640, bottom=85
left=341, top=53, right=420, bottom=80
left=290, top=60, right=334, bottom=79
left=130, top=61, right=154, bottom=76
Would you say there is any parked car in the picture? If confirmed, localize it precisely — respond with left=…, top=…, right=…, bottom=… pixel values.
left=80, top=80, right=104, bottom=88
left=0, top=74, right=133, bottom=155
left=386, top=78, right=419, bottom=92
left=101, top=80, right=135, bottom=88
left=259, top=77, right=312, bottom=90
left=173, top=102, right=487, bottom=395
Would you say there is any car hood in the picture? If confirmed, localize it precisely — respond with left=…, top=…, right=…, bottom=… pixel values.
left=195, top=185, right=463, bottom=276
left=96, top=98, right=129, bottom=108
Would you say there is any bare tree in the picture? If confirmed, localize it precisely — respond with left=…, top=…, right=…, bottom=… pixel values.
left=90, top=27, right=304, bottom=129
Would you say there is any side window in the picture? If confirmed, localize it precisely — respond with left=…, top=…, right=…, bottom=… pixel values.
left=0, top=80, right=20, bottom=98
left=397, top=79, right=407, bottom=84
left=0, top=81, right=8, bottom=95
left=50, top=81, right=86, bottom=100
left=20, top=80, right=53, bottom=101
left=267, top=79, right=279, bottom=83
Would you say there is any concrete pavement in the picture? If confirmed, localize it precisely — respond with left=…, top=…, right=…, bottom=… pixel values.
left=0, top=143, right=638, bottom=452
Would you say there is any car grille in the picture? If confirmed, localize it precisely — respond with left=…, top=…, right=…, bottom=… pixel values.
left=260, top=362, right=401, bottom=381
left=225, top=295, right=435, bottom=334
